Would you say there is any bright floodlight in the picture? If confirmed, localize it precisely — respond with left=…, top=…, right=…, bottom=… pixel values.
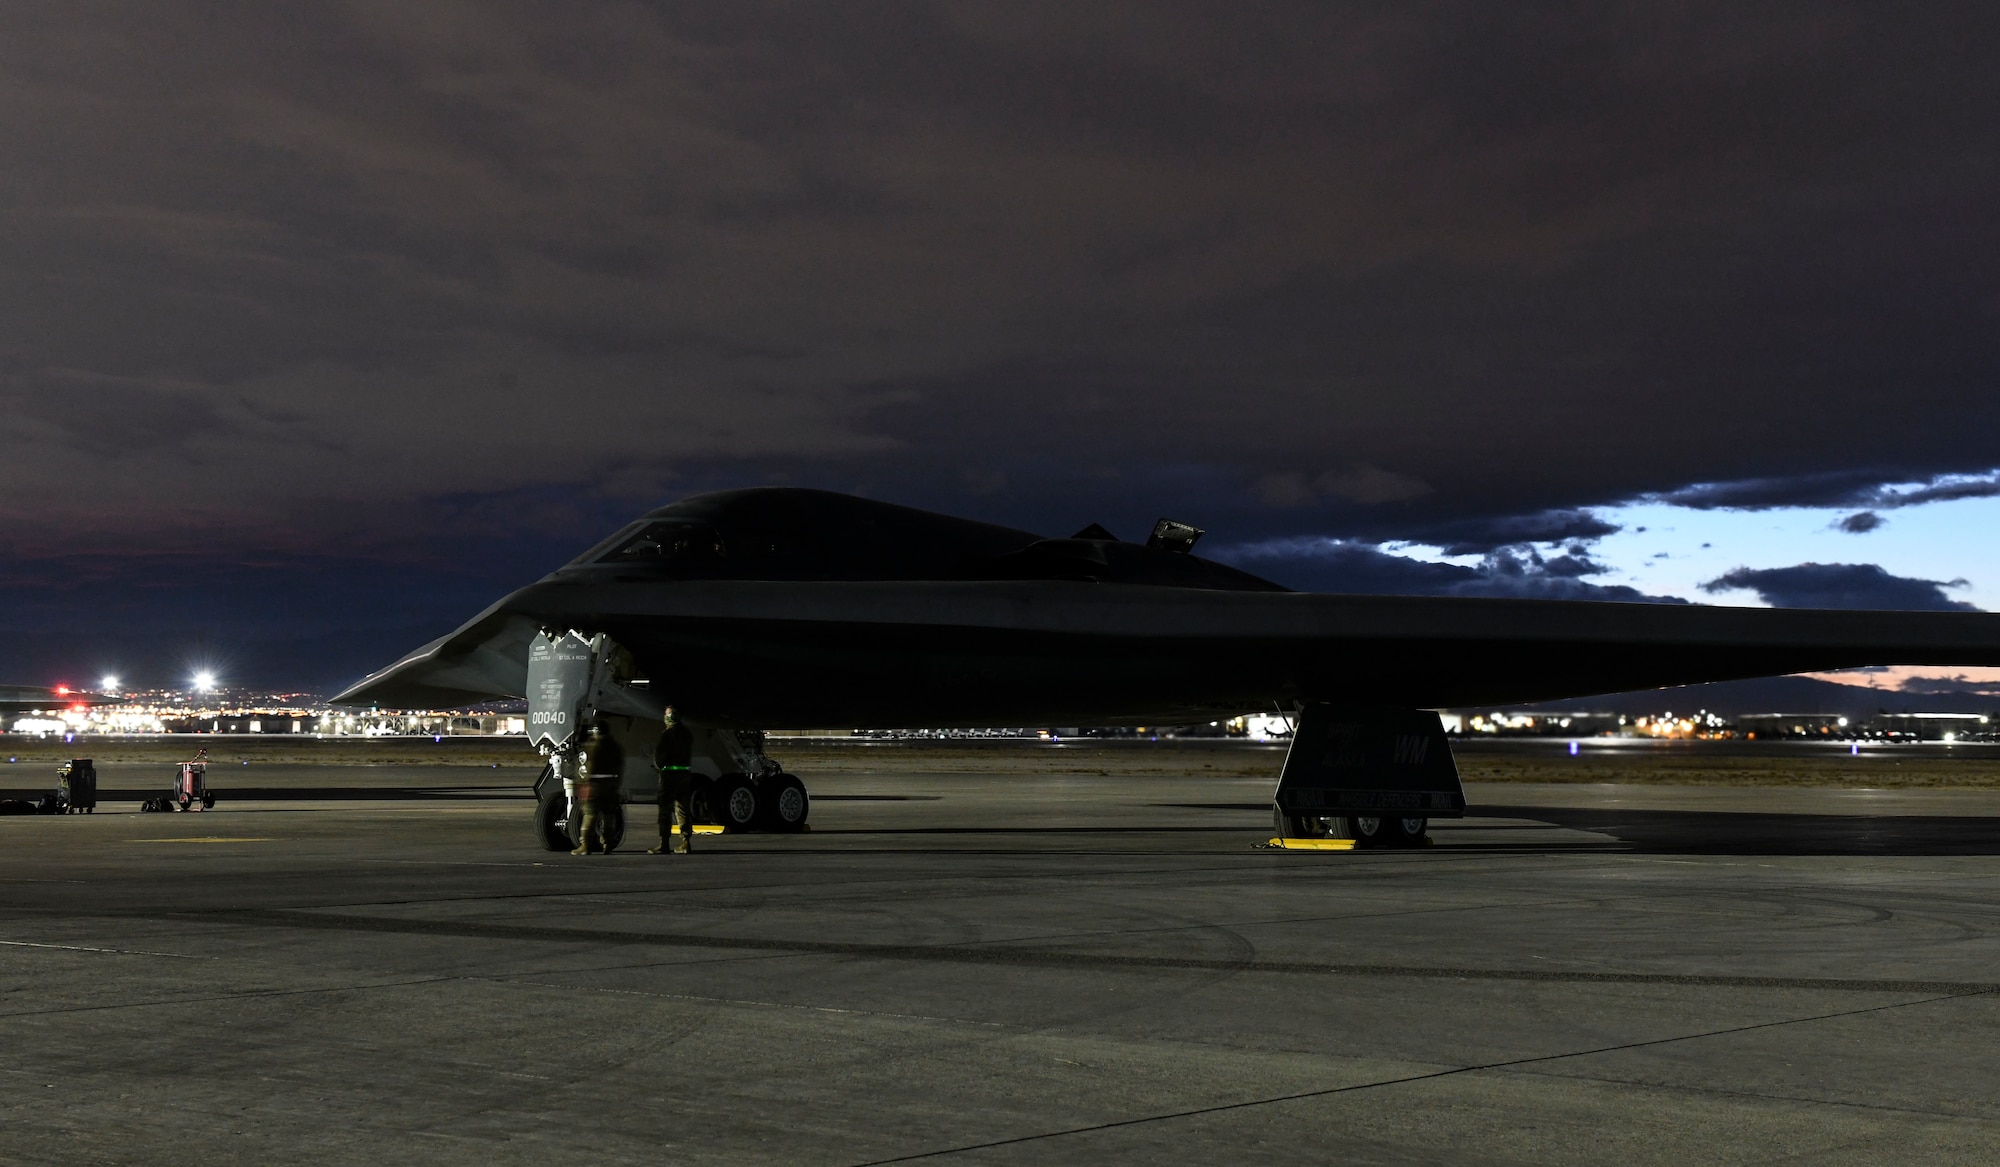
left=101, top=675, right=119, bottom=693
left=193, top=671, right=217, bottom=692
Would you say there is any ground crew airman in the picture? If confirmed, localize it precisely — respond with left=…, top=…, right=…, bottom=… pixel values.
left=572, top=720, right=624, bottom=855
left=649, top=706, right=695, bottom=854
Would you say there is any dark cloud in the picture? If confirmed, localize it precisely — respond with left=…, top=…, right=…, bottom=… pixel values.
left=1896, top=674, right=2000, bottom=697
left=1215, top=540, right=1483, bottom=594
left=1653, top=470, right=2000, bottom=515
left=1885, top=474, right=2000, bottom=508
left=1400, top=510, right=1622, bottom=557
left=2, top=4, right=1998, bottom=681
left=1650, top=471, right=1889, bottom=511
left=1216, top=539, right=1682, bottom=604
left=1, top=5, right=1996, bottom=538
left=1837, top=511, right=1884, bottom=533
left=1700, top=563, right=1979, bottom=612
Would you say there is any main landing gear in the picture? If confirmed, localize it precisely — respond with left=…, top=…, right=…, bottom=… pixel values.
left=1273, top=808, right=1429, bottom=848
left=1270, top=703, right=1466, bottom=850
left=706, top=768, right=811, bottom=834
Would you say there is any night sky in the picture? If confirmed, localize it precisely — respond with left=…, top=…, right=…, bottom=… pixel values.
left=5, top=5, right=1999, bottom=696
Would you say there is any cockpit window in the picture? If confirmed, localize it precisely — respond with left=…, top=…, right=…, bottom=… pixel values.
left=600, top=522, right=725, bottom=562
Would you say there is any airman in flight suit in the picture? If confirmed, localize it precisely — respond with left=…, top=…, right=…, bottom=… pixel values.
left=649, top=706, right=695, bottom=854
left=572, top=720, right=623, bottom=855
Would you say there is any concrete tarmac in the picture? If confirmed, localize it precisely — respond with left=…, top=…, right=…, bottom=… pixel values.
left=4, top=761, right=2000, bottom=1164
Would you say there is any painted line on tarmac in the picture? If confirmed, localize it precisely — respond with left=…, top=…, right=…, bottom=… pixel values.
left=0, top=939, right=209, bottom=959
left=187, top=908, right=2000, bottom=996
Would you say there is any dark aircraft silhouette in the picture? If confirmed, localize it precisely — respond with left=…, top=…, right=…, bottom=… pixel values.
left=334, top=488, right=2000, bottom=845
left=337, top=487, right=2000, bottom=721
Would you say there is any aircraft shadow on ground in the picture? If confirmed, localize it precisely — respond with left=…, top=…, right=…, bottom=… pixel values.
left=5, top=791, right=1995, bottom=856
left=1466, top=804, right=2000, bottom=857
left=1166, top=801, right=2000, bottom=857
left=0, top=788, right=944, bottom=814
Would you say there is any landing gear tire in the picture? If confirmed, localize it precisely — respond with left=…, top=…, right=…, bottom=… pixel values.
left=715, top=774, right=759, bottom=832
left=761, top=773, right=809, bottom=832
left=1274, top=805, right=1337, bottom=839
left=1350, top=816, right=1389, bottom=848
left=534, top=790, right=571, bottom=852
left=1385, top=817, right=1429, bottom=847
left=565, top=801, right=626, bottom=853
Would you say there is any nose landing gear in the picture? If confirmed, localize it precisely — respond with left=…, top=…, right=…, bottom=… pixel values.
left=529, top=756, right=629, bottom=853
left=523, top=630, right=812, bottom=851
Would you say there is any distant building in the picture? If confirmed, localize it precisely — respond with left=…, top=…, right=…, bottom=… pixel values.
left=1866, top=712, right=1992, bottom=741
left=1736, top=714, right=1851, bottom=739
left=1234, top=713, right=1295, bottom=740
left=1737, top=711, right=1997, bottom=741
left=162, top=714, right=309, bottom=734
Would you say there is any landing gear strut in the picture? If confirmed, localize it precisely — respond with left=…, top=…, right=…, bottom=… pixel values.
left=692, top=739, right=810, bottom=833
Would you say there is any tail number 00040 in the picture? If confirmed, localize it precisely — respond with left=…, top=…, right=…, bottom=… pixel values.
left=531, top=711, right=569, bottom=726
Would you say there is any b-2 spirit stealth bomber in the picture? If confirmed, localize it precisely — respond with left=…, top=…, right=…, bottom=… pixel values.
left=336, top=488, right=2000, bottom=849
